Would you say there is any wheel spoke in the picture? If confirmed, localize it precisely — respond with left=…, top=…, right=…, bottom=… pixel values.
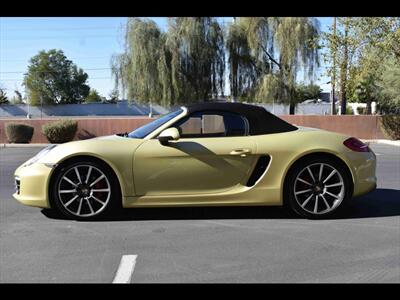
left=77, top=198, right=83, bottom=215
left=91, top=188, right=110, bottom=192
left=91, top=195, right=105, bottom=205
left=59, top=189, right=76, bottom=193
left=301, top=194, right=314, bottom=208
left=89, top=174, right=105, bottom=187
left=295, top=188, right=312, bottom=195
left=325, top=191, right=340, bottom=199
left=85, top=166, right=92, bottom=184
left=323, top=170, right=337, bottom=184
left=313, top=195, right=319, bottom=213
left=74, top=167, right=82, bottom=184
left=86, top=198, right=94, bottom=214
left=63, top=176, right=77, bottom=187
left=307, top=167, right=316, bottom=182
left=318, top=164, right=324, bottom=181
left=297, top=178, right=312, bottom=186
left=64, top=195, right=79, bottom=207
left=320, top=194, right=330, bottom=210
left=325, top=182, right=343, bottom=188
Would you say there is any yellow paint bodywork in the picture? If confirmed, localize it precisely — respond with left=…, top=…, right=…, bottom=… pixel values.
left=13, top=124, right=376, bottom=210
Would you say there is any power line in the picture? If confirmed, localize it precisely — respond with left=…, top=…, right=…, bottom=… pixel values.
left=0, top=68, right=112, bottom=74
left=0, top=57, right=110, bottom=62
left=1, top=77, right=113, bottom=81
left=1, top=35, right=117, bottom=41
left=2, top=26, right=120, bottom=31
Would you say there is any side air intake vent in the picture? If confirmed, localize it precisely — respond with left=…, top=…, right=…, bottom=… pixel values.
left=246, top=155, right=271, bottom=187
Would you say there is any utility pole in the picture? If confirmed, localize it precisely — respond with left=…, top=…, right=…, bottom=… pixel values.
left=231, top=17, right=237, bottom=103
left=340, top=18, right=349, bottom=115
left=331, top=17, right=337, bottom=115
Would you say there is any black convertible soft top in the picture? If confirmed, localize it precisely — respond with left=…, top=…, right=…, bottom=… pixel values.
left=184, top=102, right=298, bottom=135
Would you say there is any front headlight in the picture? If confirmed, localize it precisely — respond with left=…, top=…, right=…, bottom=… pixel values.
left=22, top=144, right=57, bottom=167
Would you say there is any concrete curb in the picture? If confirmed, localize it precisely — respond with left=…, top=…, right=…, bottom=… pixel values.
left=1, top=143, right=50, bottom=148
left=362, top=139, right=400, bottom=147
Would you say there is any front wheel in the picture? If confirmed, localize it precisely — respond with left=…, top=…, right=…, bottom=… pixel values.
left=285, top=157, right=352, bottom=219
left=51, top=160, right=120, bottom=220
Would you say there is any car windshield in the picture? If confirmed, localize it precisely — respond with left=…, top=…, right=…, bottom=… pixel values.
left=128, top=109, right=183, bottom=139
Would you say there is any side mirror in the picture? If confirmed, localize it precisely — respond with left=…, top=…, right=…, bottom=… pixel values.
left=158, top=127, right=180, bottom=146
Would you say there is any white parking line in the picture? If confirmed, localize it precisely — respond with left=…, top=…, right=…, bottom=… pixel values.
left=112, top=255, right=138, bottom=284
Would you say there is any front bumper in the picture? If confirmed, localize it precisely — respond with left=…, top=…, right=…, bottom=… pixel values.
left=13, top=163, right=54, bottom=208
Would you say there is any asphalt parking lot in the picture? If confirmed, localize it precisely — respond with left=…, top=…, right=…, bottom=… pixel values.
left=0, top=144, right=399, bottom=283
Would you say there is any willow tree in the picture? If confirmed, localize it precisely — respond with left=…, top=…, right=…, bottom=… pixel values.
left=225, top=21, right=259, bottom=100
left=111, top=18, right=164, bottom=104
left=112, top=17, right=225, bottom=106
left=227, top=17, right=320, bottom=114
left=162, top=17, right=225, bottom=104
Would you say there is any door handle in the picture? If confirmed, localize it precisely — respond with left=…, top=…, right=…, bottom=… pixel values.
left=230, top=149, right=251, bottom=157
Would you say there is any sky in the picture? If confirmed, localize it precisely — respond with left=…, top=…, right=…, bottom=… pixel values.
left=0, top=17, right=332, bottom=99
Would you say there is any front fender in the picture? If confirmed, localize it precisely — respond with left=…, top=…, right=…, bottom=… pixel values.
left=38, top=137, right=144, bottom=197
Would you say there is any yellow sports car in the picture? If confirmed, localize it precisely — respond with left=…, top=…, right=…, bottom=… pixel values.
left=13, top=103, right=377, bottom=220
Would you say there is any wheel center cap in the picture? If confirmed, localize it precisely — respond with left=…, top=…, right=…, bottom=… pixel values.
left=77, top=184, right=90, bottom=197
left=313, top=183, right=324, bottom=194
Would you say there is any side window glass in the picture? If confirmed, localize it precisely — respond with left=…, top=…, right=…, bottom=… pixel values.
left=172, top=111, right=248, bottom=138
left=202, top=114, right=225, bottom=136
left=179, top=115, right=202, bottom=136
left=223, top=113, right=247, bottom=136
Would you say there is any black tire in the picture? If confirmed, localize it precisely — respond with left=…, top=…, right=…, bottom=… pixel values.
left=51, top=159, right=121, bottom=221
left=284, top=156, right=352, bottom=219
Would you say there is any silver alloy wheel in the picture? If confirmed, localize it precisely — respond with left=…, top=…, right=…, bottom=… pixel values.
left=57, top=164, right=111, bottom=217
left=294, top=163, right=345, bottom=215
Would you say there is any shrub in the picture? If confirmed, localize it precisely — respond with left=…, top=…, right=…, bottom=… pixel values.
left=356, top=106, right=366, bottom=115
left=379, top=115, right=400, bottom=140
left=5, top=123, right=34, bottom=143
left=42, top=119, right=78, bottom=143
left=336, top=106, right=353, bottom=115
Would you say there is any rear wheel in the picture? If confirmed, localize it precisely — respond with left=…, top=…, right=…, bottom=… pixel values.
left=51, top=160, right=120, bottom=220
left=285, top=156, right=352, bottom=219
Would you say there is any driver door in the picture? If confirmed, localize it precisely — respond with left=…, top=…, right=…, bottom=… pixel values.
left=133, top=111, right=258, bottom=196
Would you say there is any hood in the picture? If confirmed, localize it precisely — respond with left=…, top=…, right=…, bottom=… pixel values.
left=94, top=134, right=129, bottom=141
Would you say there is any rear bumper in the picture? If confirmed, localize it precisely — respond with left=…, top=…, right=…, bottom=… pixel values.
left=13, top=163, right=53, bottom=208
left=345, top=150, right=377, bottom=197
left=354, top=177, right=377, bottom=197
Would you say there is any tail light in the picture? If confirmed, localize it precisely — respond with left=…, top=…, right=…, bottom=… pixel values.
left=343, top=137, right=370, bottom=152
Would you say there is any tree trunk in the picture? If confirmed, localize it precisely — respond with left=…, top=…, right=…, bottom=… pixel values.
left=289, top=101, right=295, bottom=115
left=366, top=99, right=372, bottom=114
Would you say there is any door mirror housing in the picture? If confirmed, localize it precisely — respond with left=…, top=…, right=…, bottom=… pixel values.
left=158, top=127, right=180, bottom=145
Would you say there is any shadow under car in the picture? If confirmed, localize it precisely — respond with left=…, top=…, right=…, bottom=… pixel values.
left=41, top=188, right=400, bottom=222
